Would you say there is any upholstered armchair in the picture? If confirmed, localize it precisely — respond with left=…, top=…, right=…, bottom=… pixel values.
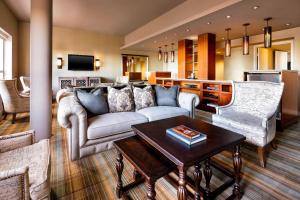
left=20, top=76, right=30, bottom=95
left=0, top=130, right=51, bottom=200
left=212, top=81, right=284, bottom=167
left=0, top=79, right=30, bottom=123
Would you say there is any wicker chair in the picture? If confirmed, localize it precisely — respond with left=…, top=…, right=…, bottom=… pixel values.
left=212, top=81, right=284, bottom=167
left=0, top=130, right=51, bottom=200
left=0, top=79, right=30, bottom=124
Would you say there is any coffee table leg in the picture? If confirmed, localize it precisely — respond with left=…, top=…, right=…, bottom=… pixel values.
left=146, top=179, right=156, bottom=200
left=116, top=152, right=124, bottom=198
left=133, top=169, right=142, bottom=181
left=177, top=166, right=187, bottom=200
left=193, top=163, right=202, bottom=200
left=233, top=145, right=242, bottom=199
left=204, top=159, right=212, bottom=199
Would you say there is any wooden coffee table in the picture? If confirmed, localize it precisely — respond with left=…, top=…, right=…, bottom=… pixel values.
left=131, top=116, right=246, bottom=200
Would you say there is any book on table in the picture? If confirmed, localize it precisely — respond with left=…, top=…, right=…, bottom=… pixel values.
left=166, top=125, right=207, bottom=145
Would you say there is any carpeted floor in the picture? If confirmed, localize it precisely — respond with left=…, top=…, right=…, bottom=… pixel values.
left=0, top=107, right=300, bottom=200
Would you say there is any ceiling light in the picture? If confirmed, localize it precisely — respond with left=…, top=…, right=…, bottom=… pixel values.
left=186, top=28, right=190, bottom=32
left=253, top=6, right=260, bottom=10
left=165, top=36, right=168, bottom=39
left=174, top=33, right=177, bottom=36
left=154, top=40, right=157, bottom=43
left=226, top=15, right=231, bottom=19
left=222, top=37, right=225, bottom=40
left=285, top=23, right=291, bottom=26
left=158, top=47, right=162, bottom=61
left=164, top=45, right=168, bottom=63
left=207, top=22, right=212, bottom=25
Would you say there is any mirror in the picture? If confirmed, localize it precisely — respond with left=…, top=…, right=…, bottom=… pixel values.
left=122, top=54, right=149, bottom=80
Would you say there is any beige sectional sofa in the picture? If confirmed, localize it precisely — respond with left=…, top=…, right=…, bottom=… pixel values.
left=57, top=89, right=199, bottom=161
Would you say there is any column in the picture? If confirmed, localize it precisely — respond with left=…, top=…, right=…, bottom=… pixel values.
left=30, top=0, right=53, bottom=140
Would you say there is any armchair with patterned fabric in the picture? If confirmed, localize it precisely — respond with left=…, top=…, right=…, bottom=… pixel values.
left=0, top=130, right=51, bottom=200
left=212, top=81, right=284, bottom=167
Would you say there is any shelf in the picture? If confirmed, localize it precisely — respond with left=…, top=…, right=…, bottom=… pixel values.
left=180, top=87, right=200, bottom=91
left=202, top=97, right=219, bottom=102
left=220, top=91, right=232, bottom=94
left=203, top=89, right=219, bottom=93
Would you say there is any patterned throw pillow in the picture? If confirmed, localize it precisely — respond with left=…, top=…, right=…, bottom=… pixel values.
left=133, top=86, right=155, bottom=110
left=107, top=86, right=135, bottom=112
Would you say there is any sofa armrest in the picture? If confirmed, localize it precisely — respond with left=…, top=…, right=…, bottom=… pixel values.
left=57, top=96, right=87, bottom=160
left=262, top=113, right=277, bottom=144
left=0, top=167, right=30, bottom=200
left=178, top=92, right=200, bottom=118
left=56, top=88, right=74, bottom=103
left=0, top=130, right=35, bottom=153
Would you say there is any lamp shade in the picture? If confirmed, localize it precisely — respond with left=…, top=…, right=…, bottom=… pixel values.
left=225, top=39, right=231, bottom=57
left=243, top=36, right=249, bottom=55
left=264, top=26, right=272, bottom=48
left=57, top=57, right=63, bottom=69
left=158, top=47, right=162, bottom=61
left=95, top=59, right=100, bottom=69
left=164, top=51, right=168, bottom=63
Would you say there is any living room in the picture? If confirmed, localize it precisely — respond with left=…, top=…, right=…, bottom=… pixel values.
left=0, top=0, right=299, bottom=199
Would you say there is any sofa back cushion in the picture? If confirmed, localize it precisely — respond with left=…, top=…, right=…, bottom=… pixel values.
left=75, top=87, right=108, bottom=116
left=108, top=86, right=135, bottom=112
left=155, top=85, right=179, bottom=107
left=133, top=86, right=155, bottom=110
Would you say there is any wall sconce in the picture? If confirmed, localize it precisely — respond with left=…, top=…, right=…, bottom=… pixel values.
left=264, top=17, right=272, bottom=48
left=243, top=23, right=250, bottom=55
left=225, top=28, right=231, bottom=57
left=57, top=57, right=63, bottom=69
left=95, top=59, right=101, bottom=70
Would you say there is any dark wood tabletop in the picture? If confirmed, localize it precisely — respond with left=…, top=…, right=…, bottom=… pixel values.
left=132, top=115, right=246, bottom=167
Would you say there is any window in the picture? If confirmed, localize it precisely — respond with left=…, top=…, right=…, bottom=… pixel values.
left=0, top=37, right=4, bottom=79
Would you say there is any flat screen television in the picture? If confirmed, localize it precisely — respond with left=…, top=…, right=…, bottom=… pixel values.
left=68, top=54, right=94, bottom=71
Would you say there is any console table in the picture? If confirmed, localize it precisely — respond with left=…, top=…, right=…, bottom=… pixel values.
left=58, top=76, right=101, bottom=89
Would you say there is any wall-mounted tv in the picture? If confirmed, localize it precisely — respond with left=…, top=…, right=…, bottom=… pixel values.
left=68, top=54, right=94, bottom=71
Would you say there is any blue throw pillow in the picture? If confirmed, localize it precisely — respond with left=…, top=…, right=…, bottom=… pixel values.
left=155, top=85, right=179, bottom=107
left=75, top=88, right=108, bottom=115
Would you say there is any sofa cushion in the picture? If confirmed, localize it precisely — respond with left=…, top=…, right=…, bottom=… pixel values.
left=87, top=112, right=148, bottom=140
left=0, top=139, right=50, bottom=200
left=137, top=106, right=189, bottom=122
left=133, top=86, right=155, bottom=110
left=107, top=86, right=135, bottom=112
left=155, top=85, right=179, bottom=107
left=75, top=87, right=108, bottom=116
left=212, top=111, right=266, bottom=137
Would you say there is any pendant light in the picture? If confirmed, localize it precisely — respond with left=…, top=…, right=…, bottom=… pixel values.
left=243, top=23, right=250, bottom=55
left=170, top=43, right=175, bottom=62
left=225, top=28, right=231, bottom=57
left=264, top=17, right=272, bottom=48
left=164, top=45, right=168, bottom=63
left=158, top=47, right=162, bottom=61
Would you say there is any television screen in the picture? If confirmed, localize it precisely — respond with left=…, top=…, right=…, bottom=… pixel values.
left=68, top=54, right=94, bottom=71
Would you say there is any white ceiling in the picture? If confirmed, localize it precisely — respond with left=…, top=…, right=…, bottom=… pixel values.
left=125, top=0, right=300, bottom=51
left=4, top=0, right=186, bottom=35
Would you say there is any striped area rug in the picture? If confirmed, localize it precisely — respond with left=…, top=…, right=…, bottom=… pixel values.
left=0, top=107, right=299, bottom=200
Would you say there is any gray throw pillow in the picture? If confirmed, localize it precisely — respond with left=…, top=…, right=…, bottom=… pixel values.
left=155, top=85, right=179, bottom=107
left=133, top=86, right=155, bottom=110
left=75, top=88, right=108, bottom=115
left=107, top=86, right=135, bottom=112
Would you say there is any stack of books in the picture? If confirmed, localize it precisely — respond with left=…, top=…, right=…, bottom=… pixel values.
left=166, top=125, right=207, bottom=146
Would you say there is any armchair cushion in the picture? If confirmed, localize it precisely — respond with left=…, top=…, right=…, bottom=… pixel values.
left=212, top=110, right=266, bottom=137
left=0, top=130, right=34, bottom=153
left=0, top=139, right=50, bottom=200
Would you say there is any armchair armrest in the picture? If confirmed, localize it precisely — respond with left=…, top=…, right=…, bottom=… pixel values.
left=178, top=92, right=200, bottom=118
left=0, top=130, right=35, bottom=153
left=0, top=167, right=30, bottom=200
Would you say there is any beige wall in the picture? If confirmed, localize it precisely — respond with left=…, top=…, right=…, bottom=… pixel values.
left=0, top=1, right=18, bottom=78
left=215, top=55, right=224, bottom=80
left=18, top=22, right=30, bottom=76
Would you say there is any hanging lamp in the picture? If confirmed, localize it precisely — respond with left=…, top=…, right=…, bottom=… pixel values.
left=170, top=43, right=175, bottom=62
left=264, top=17, right=272, bottom=48
left=158, top=47, right=162, bottom=61
left=225, top=28, right=231, bottom=57
left=164, top=45, right=168, bottom=63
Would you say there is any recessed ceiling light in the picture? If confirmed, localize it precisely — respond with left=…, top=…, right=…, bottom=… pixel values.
left=186, top=28, right=190, bottom=32
left=207, top=22, right=212, bottom=25
left=174, top=33, right=177, bottom=36
left=221, top=37, right=225, bottom=40
left=226, top=15, right=231, bottom=19
left=154, top=40, right=157, bottom=43
left=285, top=23, right=291, bottom=26
left=253, top=6, right=260, bottom=10
left=164, top=36, right=168, bottom=39
left=141, top=45, right=144, bottom=47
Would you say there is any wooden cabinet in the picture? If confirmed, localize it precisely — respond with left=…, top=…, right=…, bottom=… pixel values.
left=178, top=39, right=194, bottom=79
left=155, top=78, right=232, bottom=113
left=148, top=71, right=171, bottom=85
